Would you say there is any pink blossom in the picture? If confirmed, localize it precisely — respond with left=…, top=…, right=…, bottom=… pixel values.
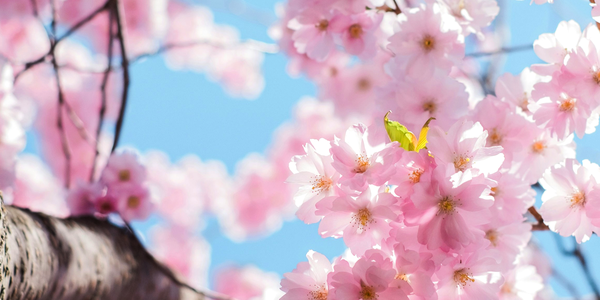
left=407, top=165, right=494, bottom=250
left=214, top=264, right=281, bottom=300
left=329, top=12, right=382, bottom=59
left=427, top=119, right=504, bottom=176
left=387, top=4, right=464, bottom=78
left=495, top=68, right=546, bottom=116
left=539, top=159, right=599, bottom=243
left=559, top=42, right=600, bottom=108
left=487, top=172, right=536, bottom=223
left=288, top=139, right=340, bottom=224
left=331, top=124, right=400, bottom=191
left=481, top=217, right=532, bottom=268
left=280, top=250, right=333, bottom=300
left=100, top=151, right=147, bottom=191
left=531, top=21, right=581, bottom=76
left=317, top=186, right=398, bottom=255
left=288, top=8, right=337, bottom=61
left=435, top=253, right=502, bottom=300
left=67, top=181, right=105, bottom=216
left=115, top=185, right=153, bottom=222
left=498, top=265, right=544, bottom=300
left=389, top=150, right=436, bottom=199
left=437, top=0, right=499, bottom=38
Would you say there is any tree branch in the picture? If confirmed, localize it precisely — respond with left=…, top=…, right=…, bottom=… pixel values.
left=466, top=44, right=533, bottom=58
left=528, top=206, right=550, bottom=231
left=111, top=0, right=130, bottom=154
left=0, top=199, right=228, bottom=300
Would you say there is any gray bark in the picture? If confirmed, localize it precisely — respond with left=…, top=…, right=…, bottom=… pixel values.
left=0, top=201, right=206, bottom=300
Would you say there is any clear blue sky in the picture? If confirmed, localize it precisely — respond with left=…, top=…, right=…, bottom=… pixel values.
left=27, top=0, right=600, bottom=297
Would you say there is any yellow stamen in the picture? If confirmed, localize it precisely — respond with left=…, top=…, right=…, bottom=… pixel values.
left=520, top=94, right=530, bottom=112
left=409, top=168, right=424, bottom=184
left=352, top=208, right=374, bottom=230
left=395, top=273, right=409, bottom=281
left=438, top=197, right=456, bottom=214
left=359, top=280, right=377, bottom=300
left=308, top=285, right=328, bottom=300
left=531, top=141, right=545, bottom=154
left=354, top=154, right=370, bottom=173
left=485, top=229, right=499, bottom=247
left=490, top=187, right=498, bottom=198
left=559, top=98, right=576, bottom=112
left=500, top=283, right=513, bottom=294
left=454, top=269, right=475, bottom=287
left=311, top=176, right=333, bottom=194
left=349, top=24, right=363, bottom=38
left=453, top=155, right=470, bottom=172
left=316, top=19, right=329, bottom=31
left=488, top=128, right=503, bottom=146
left=118, top=169, right=131, bottom=182
left=593, top=71, right=600, bottom=85
left=569, top=190, right=586, bottom=208
left=421, top=35, right=435, bottom=51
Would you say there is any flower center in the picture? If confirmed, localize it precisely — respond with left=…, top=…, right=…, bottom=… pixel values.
left=118, top=169, right=131, bottom=182
left=308, top=285, right=328, bottom=300
left=520, top=94, right=530, bottom=112
left=421, top=35, right=435, bottom=52
left=559, top=98, right=576, bottom=112
left=395, top=273, right=409, bottom=281
left=485, top=229, right=499, bottom=247
left=359, top=280, right=377, bottom=300
left=500, top=283, right=513, bottom=294
left=422, top=100, right=437, bottom=114
left=593, top=71, right=600, bottom=85
left=569, top=190, right=586, bottom=208
left=453, top=269, right=475, bottom=287
left=354, top=154, right=370, bottom=173
left=98, top=201, right=115, bottom=214
left=349, top=24, right=363, bottom=38
left=490, top=187, right=499, bottom=198
left=488, top=128, right=503, bottom=146
left=531, top=141, right=545, bottom=154
left=438, top=196, right=456, bottom=214
left=311, top=175, right=333, bottom=194
left=357, top=78, right=371, bottom=91
left=127, top=196, right=141, bottom=209
left=316, top=19, right=329, bottom=31
left=409, top=168, right=424, bottom=184
left=352, top=208, right=374, bottom=230
left=453, top=155, right=471, bottom=172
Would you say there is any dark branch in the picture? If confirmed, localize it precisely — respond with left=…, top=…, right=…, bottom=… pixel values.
left=553, top=236, right=600, bottom=299
left=467, top=44, right=533, bottom=58
left=110, top=0, right=131, bottom=153
left=528, top=206, right=549, bottom=231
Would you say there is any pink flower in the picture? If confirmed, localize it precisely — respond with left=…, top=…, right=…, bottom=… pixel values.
left=331, top=124, right=400, bottom=191
left=539, top=159, right=599, bottom=243
left=387, top=4, right=464, bottom=78
left=389, top=150, right=436, bottom=199
left=531, top=78, right=596, bottom=139
left=67, top=181, right=105, bottom=216
left=498, top=265, right=544, bottom=300
left=100, top=151, right=147, bottom=191
left=481, top=217, right=532, bottom=268
left=435, top=253, right=502, bottom=300
left=487, top=172, right=536, bottom=223
left=437, top=0, right=499, bottom=38
left=531, top=21, right=581, bottom=76
left=408, top=165, right=494, bottom=250
left=329, top=251, right=401, bottom=300
left=280, top=250, right=333, bottom=300
left=329, top=12, right=382, bottom=59
left=495, top=68, right=545, bottom=116
left=115, top=185, right=153, bottom=222
left=288, top=139, right=340, bottom=224
left=390, top=73, right=469, bottom=131
left=317, top=186, right=398, bottom=255
left=214, top=264, right=281, bottom=300
left=427, top=119, right=504, bottom=176
left=389, top=244, right=437, bottom=299
left=288, top=8, right=337, bottom=61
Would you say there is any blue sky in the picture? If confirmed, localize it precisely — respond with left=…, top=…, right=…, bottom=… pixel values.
left=27, top=0, right=600, bottom=297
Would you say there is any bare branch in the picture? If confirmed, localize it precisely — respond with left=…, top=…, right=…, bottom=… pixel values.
left=111, top=0, right=131, bottom=153
left=528, top=206, right=550, bottom=231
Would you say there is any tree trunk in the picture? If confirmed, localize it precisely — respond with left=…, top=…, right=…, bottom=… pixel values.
left=0, top=199, right=205, bottom=300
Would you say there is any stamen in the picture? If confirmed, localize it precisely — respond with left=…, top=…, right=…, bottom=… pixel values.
left=485, top=229, right=499, bottom=247
left=453, top=155, right=470, bottom=172
left=421, top=35, right=435, bottom=51
left=490, top=187, right=498, bottom=198
left=531, top=141, right=545, bottom=154
left=357, top=78, right=371, bottom=91
left=409, top=168, right=424, bottom=184
left=308, top=285, right=328, bottom=300
left=349, top=24, right=363, bottom=38
left=453, top=269, right=475, bottom=287
left=569, top=190, right=586, bottom=208
left=422, top=100, right=437, bottom=114
left=359, top=280, right=378, bottom=300
left=488, top=128, right=503, bottom=146
left=354, top=154, right=370, bottom=173
left=559, top=98, right=576, bottom=112
left=395, top=273, right=409, bottom=281
left=438, top=196, right=456, bottom=214
left=127, top=196, right=141, bottom=209
left=118, top=169, right=131, bottom=181
left=316, top=19, right=329, bottom=31
left=593, top=71, right=600, bottom=85
left=311, top=176, right=333, bottom=194
left=352, top=208, right=374, bottom=231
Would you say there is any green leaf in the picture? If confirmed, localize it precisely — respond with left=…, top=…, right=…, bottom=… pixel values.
left=384, top=111, right=416, bottom=151
left=415, top=117, right=435, bottom=152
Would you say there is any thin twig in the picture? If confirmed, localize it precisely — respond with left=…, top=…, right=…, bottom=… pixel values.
left=392, top=0, right=402, bottom=14
left=553, top=236, right=600, bottom=299
left=467, top=44, right=534, bottom=57
left=91, top=5, right=115, bottom=182
left=528, top=206, right=550, bottom=231
left=110, top=0, right=130, bottom=153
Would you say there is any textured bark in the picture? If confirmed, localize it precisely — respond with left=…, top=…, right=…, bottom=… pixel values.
left=0, top=201, right=205, bottom=300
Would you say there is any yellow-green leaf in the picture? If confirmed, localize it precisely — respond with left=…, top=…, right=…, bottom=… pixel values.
left=384, top=111, right=417, bottom=151
left=415, top=117, right=435, bottom=152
